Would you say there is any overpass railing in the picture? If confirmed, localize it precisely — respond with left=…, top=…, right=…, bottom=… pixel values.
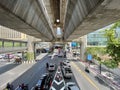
left=0, top=38, right=27, bottom=53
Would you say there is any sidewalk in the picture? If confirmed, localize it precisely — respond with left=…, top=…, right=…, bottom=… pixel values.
left=66, top=52, right=120, bottom=89
left=79, top=61, right=120, bottom=90
left=0, top=53, right=47, bottom=89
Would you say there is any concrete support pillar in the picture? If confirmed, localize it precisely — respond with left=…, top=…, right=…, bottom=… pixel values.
left=69, top=42, right=72, bottom=53
left=80, top=35, right=87, bottom=61
left=34, top=43, right=36, bottom=60
left=13, top=42, right=14, bottom=47
left=22, top=51, right=24, bottom=60
left=2, top=40, right=4, bottom=48
left=27, top=36, right=35, bottom=61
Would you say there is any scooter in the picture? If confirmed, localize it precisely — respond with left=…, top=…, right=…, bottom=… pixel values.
left=85, top=66, right=90, bottom=73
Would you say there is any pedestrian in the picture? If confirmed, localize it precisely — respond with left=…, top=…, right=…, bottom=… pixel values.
left=64, top=51, right=66, bottom=58
left=10, top=84, right=14, bottom=90
left=19, top=85, right=22, bottom=90
left=46, top=62, right=49, bottom=68
left=6, top=83, right=11, bottom=90
left=35, top=85, right=38, bottom=90
left=24, top=84, right=28, bottom=90
left=21, top=83, right=24, bottom=89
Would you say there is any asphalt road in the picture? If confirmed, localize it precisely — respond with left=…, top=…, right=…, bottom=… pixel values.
left=0, top=53, right=116, bottom=90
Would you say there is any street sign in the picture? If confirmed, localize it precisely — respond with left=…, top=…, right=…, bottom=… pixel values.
left=71, top=42, right=77, bottom=47
left=87, top=54, right=92, bottom=61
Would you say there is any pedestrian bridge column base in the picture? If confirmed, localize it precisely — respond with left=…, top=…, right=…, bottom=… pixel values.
left=26, top=52, right=34, bottom=61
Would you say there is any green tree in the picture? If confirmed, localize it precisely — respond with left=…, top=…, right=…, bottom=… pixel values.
left=85, top=47, right=106, bottom=60
left=104, top=22, right=120, bottom=68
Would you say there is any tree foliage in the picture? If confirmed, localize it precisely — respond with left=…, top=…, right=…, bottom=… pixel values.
left=104, top=21, right=120, bottom=68
left=85, top=47, right=106, bottom=59
left=102, top=59, right=118, bottom=68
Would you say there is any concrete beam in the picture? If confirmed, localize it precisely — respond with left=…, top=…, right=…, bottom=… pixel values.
left=64, top=0, right=102, bottom=40
left=65, top=0, right=120, bottom=41
left=0, top=0, right=54, bottom=41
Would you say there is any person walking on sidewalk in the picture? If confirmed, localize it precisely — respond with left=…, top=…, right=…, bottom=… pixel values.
left=6, top=83, right=11, bottom=90
left=46, top=62, right=49, bottom=68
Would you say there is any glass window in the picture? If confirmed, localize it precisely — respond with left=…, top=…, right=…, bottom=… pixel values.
left=4, top=41, right=13, bottom=47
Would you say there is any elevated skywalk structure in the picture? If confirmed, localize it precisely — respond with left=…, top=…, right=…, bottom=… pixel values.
left=0, top=0, right=55, bottom=41
left=63, top=0, right=120, bottom=41
left=0, top=0, right=120, bottom=60
left=0, top=0, right=120, bottom=42
left=0, top=38, right=27, bottom=54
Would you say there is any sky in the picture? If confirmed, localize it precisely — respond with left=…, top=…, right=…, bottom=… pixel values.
left=56, top=27, right=61, bottom=35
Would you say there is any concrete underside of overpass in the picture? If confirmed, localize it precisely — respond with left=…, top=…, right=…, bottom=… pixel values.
left=0, top=0, right=120, bottom=42
left=65, top=0, right=120, bottom=41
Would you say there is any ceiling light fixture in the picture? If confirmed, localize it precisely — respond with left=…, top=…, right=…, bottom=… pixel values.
left=56, top=19, right=60, bottom=23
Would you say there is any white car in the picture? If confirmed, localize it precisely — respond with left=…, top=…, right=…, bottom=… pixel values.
left=65, top=82, right=80, bottom=90
left=0, top=55, right=3, bottom=59
left=48, top=54, right=52, bottom=57
left=0, top=54, right=5, bottom=59
left=62, top=66, right=72, bottom=78
left=48, top=63, right=55, bottom=71
left=64, top=60, right=70, bottom=63
left=62, top=61, right=70, bottom=67
left=58, top=51, right=64, bottom=57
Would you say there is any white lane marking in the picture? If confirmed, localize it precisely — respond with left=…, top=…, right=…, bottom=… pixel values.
left=50, top=86, right=56, bottom=90
left=54, top=80, right=64, bottom=85
left=31, top=87, right=34, bottom=90
left=50, top=66, right=65, bottom=90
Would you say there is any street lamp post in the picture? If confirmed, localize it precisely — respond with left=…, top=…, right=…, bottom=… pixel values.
left=99, top=60, right=101, bottom=74
left=97, top=54, right=102, bottom=74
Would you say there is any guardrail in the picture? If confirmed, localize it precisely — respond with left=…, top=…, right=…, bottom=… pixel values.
left=97, top=74, right=120, bottom=90
left=89, top=66, right=120, bottom=90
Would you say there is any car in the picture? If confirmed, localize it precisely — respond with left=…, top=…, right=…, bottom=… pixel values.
left=0, top=54, right=5, bottom=59
left=14, top=53, right=22, bottom=58
left=44, top=74, right=53, bottom=89
left=58, top=52, right=64, bottom=57
left=48, top=54, right=52, bottom=58
left=48, top=63, right=55, bottom=71
left=76, top=52, right=80, bottom=56
left=61, top=61, right=71, bottom=67
left=62, top=66, right=72, bottom=78
left=63, top=60, right=70, bottom=63
left=65, top=82, right=80, bottom=90
left=4, top=54, right=14, bottom=59
left=35, top=73, right=53, bottom=90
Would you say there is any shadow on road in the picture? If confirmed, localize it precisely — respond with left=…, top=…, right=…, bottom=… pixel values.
left=95, top=76, right=108, bottom=86
left=94, top=76, right=114, bottom=90
left=0, top=63, right=19, bottom=74
left=11, top=55, right=49, bottom=90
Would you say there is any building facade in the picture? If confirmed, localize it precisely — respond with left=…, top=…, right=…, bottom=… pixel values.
left=87, top=27, right=120, bottom=46
left=87, top=30, right=107, bottom=46
left=0, top=25, right=27, bottom=40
